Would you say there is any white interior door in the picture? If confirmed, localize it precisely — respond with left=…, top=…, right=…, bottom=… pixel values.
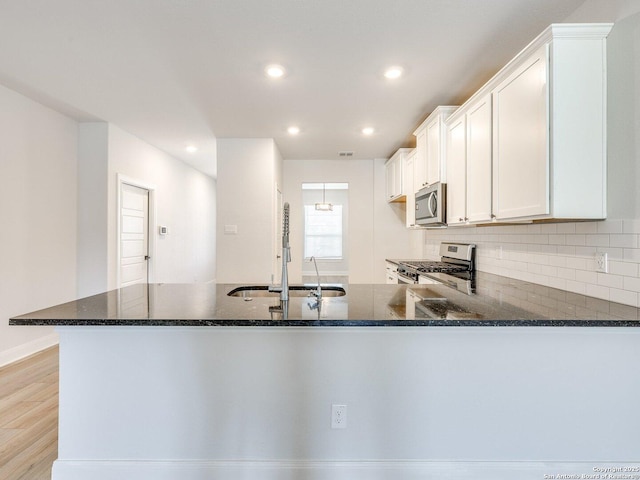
left=119, top=183, right=149, bottom=287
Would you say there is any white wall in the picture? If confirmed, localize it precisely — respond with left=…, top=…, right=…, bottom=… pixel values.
left=0, top=83, right=78, bottom=366
left=107, top=125, right=216, bottom=288
left=216, top=138, right=282, bottom=284
left=422, top=4, right=640, bottom=307
left=77, top=123, right=109, bottom=297
left=77, top=123, right=217, bottom=293
left=283, top=158, right=420, bottom=284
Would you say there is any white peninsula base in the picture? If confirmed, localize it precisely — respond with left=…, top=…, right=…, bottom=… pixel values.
left=53, top=326, right=640, bottom=480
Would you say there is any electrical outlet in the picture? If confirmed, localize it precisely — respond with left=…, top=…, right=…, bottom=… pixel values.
left=595, top=252, right=608, bottom=273
left=331, top=404, right=347, bottom=429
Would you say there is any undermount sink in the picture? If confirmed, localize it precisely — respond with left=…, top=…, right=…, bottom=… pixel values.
left=227, top=285, right=346, bottom=298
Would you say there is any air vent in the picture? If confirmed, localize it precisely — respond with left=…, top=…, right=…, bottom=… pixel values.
left=338, top=151, right=354, bottom=157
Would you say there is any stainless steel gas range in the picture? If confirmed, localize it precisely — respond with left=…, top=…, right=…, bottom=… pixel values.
left=396, top=243, right=476, bottom=295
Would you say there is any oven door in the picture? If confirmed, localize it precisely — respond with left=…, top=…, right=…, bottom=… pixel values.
left=397, top=272, right=417, bottom=284
left=415, top=183, right=446, bottom=226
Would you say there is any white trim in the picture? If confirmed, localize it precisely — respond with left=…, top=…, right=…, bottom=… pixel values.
left=116, top=174, right=157, bottom=287
left=52, top=460, right=640, bottom=480
left=0, top=333, right=58, bottom=368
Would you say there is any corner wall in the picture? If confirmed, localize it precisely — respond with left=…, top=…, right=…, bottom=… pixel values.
left=106, top=125, right=217, bottom=288
left=0, top=83, right=78, bottom=366
left=216, top=138, right=281, bottom=284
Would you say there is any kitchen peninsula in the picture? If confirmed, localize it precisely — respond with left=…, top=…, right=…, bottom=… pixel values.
left=10, top=279, right=640, bottom=480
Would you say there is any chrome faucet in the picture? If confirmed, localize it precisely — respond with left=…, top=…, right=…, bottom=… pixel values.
left=269, top=202, right=290, bottom=301
left=309, top=256, right=322, bottom=301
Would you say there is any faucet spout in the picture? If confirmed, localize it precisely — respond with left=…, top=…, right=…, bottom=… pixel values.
left=309, top=256, right=322, bottom=300
left=270, top=202, right=291, bottom=301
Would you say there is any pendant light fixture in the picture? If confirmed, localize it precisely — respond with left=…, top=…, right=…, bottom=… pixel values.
left=315, top=183, right=333, bottom=211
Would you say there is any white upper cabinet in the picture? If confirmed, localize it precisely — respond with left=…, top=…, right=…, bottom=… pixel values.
left=492, top=45, right=549, bottom=220
left=465, top=94, right=493, bottom=223
left=443, top=23, right=612, bottom=226
left=413, top=106, right=457, bottom=191
left=491, top=23, right=611, bottom=222
left=445, top=115, right=467, bottom=225
left=445, top=92, right=493, bottom=226
left=385, top=148, right=412, bottom=203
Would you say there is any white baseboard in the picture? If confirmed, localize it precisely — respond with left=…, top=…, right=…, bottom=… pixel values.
left=52, top=460, right=640, bottom=480
left=0, top=332, right=59, bottom=368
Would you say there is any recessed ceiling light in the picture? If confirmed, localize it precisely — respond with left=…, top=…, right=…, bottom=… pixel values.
left=265, top=64, right=286, bottom=78
left=362, top=127, right=375, bottom=136
left=287, top=126, right=300, bottom=135
left=384, top=66, right=403, bottom=79
left=185, top=145, right=198, bottom=153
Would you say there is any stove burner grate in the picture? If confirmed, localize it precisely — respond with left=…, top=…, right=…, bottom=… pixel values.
left=402, top=261, right=469, bottom=274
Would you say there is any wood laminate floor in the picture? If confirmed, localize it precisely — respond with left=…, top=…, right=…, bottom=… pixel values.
left=0, top=346, right=58, bottom=480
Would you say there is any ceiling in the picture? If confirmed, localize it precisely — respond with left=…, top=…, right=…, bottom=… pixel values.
left=0, top=0, right=587, bottom=177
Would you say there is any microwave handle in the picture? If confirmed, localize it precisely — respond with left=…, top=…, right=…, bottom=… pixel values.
left=427, top=193, right=437, bottom=217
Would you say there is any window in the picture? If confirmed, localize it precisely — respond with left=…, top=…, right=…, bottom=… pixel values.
left=304, top=205, right=343, bottom=259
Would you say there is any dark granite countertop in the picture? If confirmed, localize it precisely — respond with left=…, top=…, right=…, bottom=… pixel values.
left=9, top=272, right=640, bottom=327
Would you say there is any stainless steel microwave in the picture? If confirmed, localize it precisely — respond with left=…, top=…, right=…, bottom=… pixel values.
left=415, top=182, right=446, bottom=227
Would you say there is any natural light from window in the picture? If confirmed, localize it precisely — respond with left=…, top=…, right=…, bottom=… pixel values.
left=302, top=183, right=348, bottom=261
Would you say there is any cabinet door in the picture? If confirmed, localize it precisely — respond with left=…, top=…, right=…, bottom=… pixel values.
left=446, top=116, right=466, bottom=225
left=466, top=94, right=493, bottom=223
left=385, top=160, right=395, bottom=202
left=394, top=155, right=403, bottom=197
left=426, top=118, right=441, bottom=184
left=493, top=45, right=549, bottom=220
left=414, top=127, right=428, bottom=191
left=404, top=153, right=417, bottom=227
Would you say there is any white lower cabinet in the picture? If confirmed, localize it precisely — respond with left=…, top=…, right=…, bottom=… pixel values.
left=385, top=262, right=399, bottom=284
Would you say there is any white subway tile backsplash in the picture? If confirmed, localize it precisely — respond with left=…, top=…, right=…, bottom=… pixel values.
left=565, top=280, right=587, bottom=295
left=575, top=246, right=597, bottom=257
left=547, top=277, right=567, bottom=291
left=586, top=284, right=610, bottom=301
left=557, top=245, right=576, bottom=256
left=548, top=255, right=567, bottom=268
left=576, top=269, right=598, bottom=284
left=597, top=219, right=623, bottom=233
left=586, top=234, right=610, bottom=247
left=623, top=276, right=640, bottom=292
left=556, top=223, right=576, bottom=234
left=597, top=247, right=624, bottom=260
left=609, top=289, right=639, bottom=308
left=623, top=248, right=640, bottom=262
left=557, top=267, right=576, bottom=280
left=549, top=234, right=566, bottom=245
left=623, top=220, right=640, bottom=234
left=610, top=234, right=638, bottom=248
left=566, top=257, right=588, bottom=270
left=609, top=260, right=639, bottom=277
left=566, top=234, right=586, bottom=245
left=597, top=272, right=624, bottom=289
left=424, top=218, right=640, bottom=308
left=575, top=222, right=599, bottom=234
